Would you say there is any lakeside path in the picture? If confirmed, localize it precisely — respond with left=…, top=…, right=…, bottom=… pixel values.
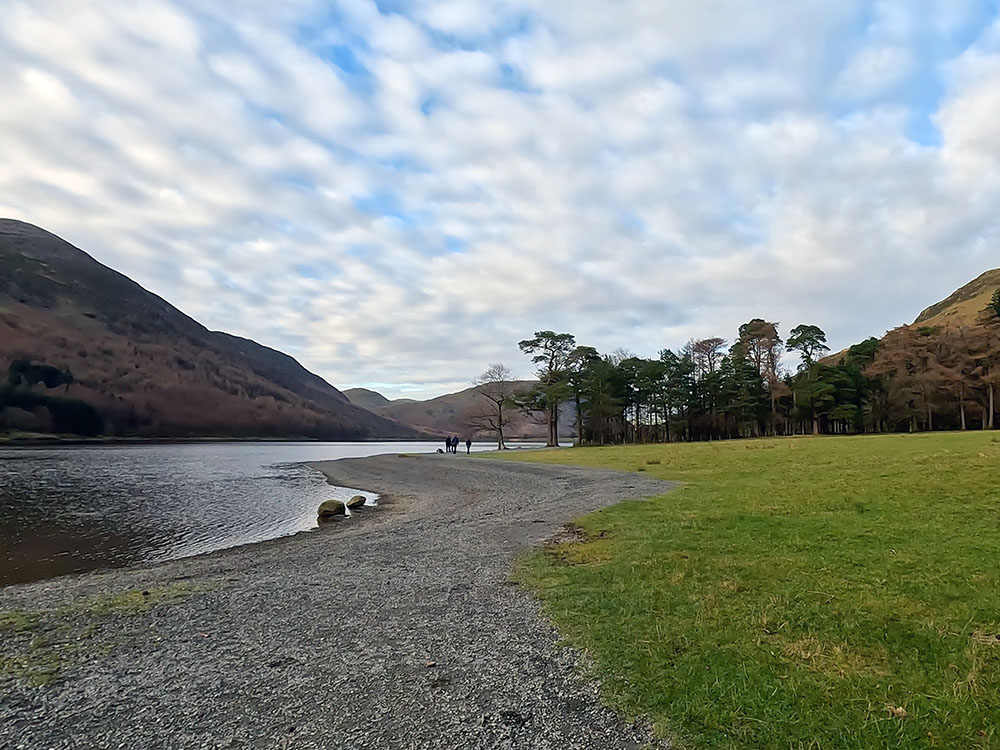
left=1, top=454, right=677, bottom=749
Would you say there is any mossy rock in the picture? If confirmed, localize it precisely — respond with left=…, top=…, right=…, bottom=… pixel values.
left=346, top=495, right=367, bottom=509
left=317, top=500, right=347, bottom=518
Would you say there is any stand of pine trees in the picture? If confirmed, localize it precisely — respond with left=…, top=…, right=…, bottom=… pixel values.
left=518, top=291, right=1000, bottom=444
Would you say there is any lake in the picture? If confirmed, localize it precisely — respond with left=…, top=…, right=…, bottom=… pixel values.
left=0, top=440, right=538, bottom=586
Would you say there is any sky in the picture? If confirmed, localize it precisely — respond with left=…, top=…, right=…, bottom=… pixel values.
left=2, top=1, right=1000, bottom=399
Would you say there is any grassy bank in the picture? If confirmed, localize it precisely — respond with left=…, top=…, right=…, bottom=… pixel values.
left=493, top=433, right=1000, bottom=749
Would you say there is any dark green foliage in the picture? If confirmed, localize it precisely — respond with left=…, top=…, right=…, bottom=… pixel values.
left=7, top=359, right=73, bottom=389
left=846, top=336, right=880, bottom=364
left=989, top=288, right=1000, bottom=321
left=1, top=360, right=102, bottom=435
left=786, top=324, right=829, bottom=369
left=518, top=331, right=577, bottom=446
left=1, top=390, right=104, bottom=436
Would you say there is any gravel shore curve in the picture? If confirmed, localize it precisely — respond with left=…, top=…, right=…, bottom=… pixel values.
left=0, top=454, right=677, bottom=749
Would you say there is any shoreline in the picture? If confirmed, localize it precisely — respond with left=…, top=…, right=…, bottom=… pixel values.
left=1, top=454, right=676, bottom=749
left=0, top=434, right=562, bottom=447
left=0, top=464, right=390, bottom=594
left=0, top=444, right=550, bottom=589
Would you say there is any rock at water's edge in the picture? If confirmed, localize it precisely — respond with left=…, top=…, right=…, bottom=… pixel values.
left=346, top=495, right=367, bottom=509
left=318, top=500, right=347, bottom=518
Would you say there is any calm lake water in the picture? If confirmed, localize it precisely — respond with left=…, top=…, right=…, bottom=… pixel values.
left=0, top=440, right=531, bottom=587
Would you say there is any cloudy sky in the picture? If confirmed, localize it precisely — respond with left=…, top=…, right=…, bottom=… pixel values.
left=2, top=1, right=1000, bottom=399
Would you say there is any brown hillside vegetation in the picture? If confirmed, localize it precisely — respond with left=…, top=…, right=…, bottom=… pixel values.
left=820, top=267, right=1000, bottom=366
left=0, top=219, right=421, bottom=439
left=345, top=382, right=573, bottom=439
left=821, top=269, right=1000, bottom=433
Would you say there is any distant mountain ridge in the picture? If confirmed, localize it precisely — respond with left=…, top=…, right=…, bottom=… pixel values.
left=344, top=382, right=573, bottom=439
left=342, top=387, right=394, bottom=410
left=0, top=219, right=421, bottom=439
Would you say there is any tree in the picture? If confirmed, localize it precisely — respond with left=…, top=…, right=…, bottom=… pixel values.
left=566, top=345, right=600, bottom=445
left=578, top=356, right=627, bottom=444
left=7, top=360, right=73, bottom=390
left=736, top=319, right=784, bottom=434
left=868, top=326, right=951, bottom=432
left=939, top=325, right=978, bottom=430
left=519, top=331, right=576, bottom=446
left=793, top=371, right=837, bottom=435
left=685, top=338, right=727, bottom=379
left=682, top=339, right=728, bottom=439
left=975, top=293, right=1000, bottom=428
left=787, top=325, right=830, bottom=371
left=464, top=363, right=518, bottom=450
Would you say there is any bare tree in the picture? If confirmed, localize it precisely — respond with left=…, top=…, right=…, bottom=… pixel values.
left=684, top=337, right=727, bottom=379
left=464, top=363, right=518, bottom=450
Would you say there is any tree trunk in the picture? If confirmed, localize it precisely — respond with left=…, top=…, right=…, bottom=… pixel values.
left=574, top=393, right=583, bottom=445
left=812, top=416, right=819, bottom=436
left=983, top=383, right=996, bottom=430
left=960, top=398, right=967, bottom=431
left=990, top=383, right=996, bottom=430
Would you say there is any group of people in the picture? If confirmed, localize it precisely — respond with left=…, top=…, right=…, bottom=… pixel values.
left=444, top=435, right=471, bottom=454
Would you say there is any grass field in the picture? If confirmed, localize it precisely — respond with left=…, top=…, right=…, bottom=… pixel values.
left=493, top=433, right=1000, bottom=749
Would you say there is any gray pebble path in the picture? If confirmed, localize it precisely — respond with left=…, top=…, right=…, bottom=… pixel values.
left=0, top=454, right=677, bottom=749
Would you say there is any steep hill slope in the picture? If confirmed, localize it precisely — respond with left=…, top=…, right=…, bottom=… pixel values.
left=914, top=268, right=1000, bottom=327
left=822, top=267, right=1000, bottom=366
left=346, top=383, right=573, bottom=439
left=0, top=219, right=420, bottom=439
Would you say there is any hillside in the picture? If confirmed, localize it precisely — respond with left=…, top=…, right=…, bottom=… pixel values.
left=345, top=382, right=573, bottom=439
left=0, top=219, right=420, bottom=439
left=822, top=267, right=1000, bottom=366
left=914, top=268, right=1000, bottom=327
left=343, top=387, right=393, bottom=410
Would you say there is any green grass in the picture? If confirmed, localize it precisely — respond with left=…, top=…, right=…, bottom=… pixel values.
left=493, top=433, right=1000, bottom=749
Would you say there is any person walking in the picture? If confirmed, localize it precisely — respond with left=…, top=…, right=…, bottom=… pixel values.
left=465, top=438, right=471, bottom=455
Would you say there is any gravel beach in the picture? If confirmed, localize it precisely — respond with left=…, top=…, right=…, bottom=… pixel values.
left=0, top=454, right=677, bottom=749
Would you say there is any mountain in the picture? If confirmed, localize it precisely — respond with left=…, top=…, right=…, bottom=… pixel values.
left=821, top=268, right=1000, bottom=366
left=343, top=387, right=393, bottom=410
left=345, top=382, right=573, bottom=439
left=914, top=268, right=1000, bottom=327
left=0, top=219, right=421, bottom=439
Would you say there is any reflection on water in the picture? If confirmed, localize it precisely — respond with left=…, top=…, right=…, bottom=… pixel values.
left=0, top=441, right=517, bottom=586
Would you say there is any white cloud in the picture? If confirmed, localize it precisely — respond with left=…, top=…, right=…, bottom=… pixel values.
left=1, top=0, right=999, bottom=398
left=834, top=45, right=913, bottom=98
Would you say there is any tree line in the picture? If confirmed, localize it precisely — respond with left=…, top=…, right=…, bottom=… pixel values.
left=1, top=360, right=105, bottom=436
left=468, top=289, right=1000, bottom=447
